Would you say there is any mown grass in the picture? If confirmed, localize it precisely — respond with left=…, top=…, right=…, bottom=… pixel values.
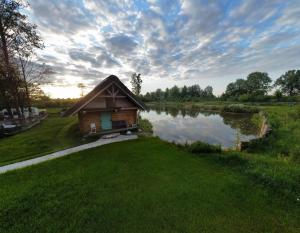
left=0, top=137, right=299, bottom=233
left=0, top=108, right=88, bottom=166
left=145, top=102, right=300, bottom=199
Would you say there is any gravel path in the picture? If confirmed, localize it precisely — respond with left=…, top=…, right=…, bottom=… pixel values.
left=0, top=135, right=138, bottom=174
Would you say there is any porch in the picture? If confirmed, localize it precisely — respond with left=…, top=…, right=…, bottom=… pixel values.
left=78, top=109, right=138, bottom=136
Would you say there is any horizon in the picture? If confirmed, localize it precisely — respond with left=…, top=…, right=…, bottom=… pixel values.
left=26, top=0, right=300, bottom=98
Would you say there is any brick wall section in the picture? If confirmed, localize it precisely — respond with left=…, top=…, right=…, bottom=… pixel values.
left=78, top=109, right=137, bottom=135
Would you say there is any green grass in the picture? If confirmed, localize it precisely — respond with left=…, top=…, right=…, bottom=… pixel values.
left=145, top=102, right=300, bottom=199
left=247, top=105, right=300, bottom=162
left=0, top=137, right=299, bottom=233
left=138, top=117, right=153, bottom=133
left=0, top=108, right=87, bottom=166
left=148, top=101, right=300, bottom=163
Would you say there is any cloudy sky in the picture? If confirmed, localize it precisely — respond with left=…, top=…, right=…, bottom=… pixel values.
left=27, top=0, right=300, bottom=98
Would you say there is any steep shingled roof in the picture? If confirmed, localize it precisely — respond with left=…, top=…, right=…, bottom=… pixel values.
left=62, top=75, right=146, bottom=116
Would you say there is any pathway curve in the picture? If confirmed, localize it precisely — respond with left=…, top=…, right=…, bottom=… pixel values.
left=0, top=135, right=138, bottom=174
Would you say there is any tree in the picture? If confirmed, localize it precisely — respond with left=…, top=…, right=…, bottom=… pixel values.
left=224, top=79, right=248, bottom=98
left=18, top=60, right=50, bottom=115
left=155, top=88, right=164, bottom=101
left=170, top=85, right=180, bottom=100
left=0, top=0, right=43, bottom=118
left=203, top=86, right=213, bottom=97
left=77, top=83, right=86, bottom=97
left=164, top=88, right=170, bottom=100
left=181, top=85, right=188, bottom=99
left=274, top=89, right=283, bottom=101
left=187, top=85, right=201, bottom=97
left=275, top=70, right=300, bottom=96
left=130, top=73, right=142, bottom=96
left=223, top=72, right=271, bottom=100
left=246, top=72, right=272, bottom=96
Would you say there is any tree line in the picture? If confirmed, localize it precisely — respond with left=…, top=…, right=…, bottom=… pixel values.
left=139, top=70, right=300, bottom=102
left=141, top=84, right=215, bottom=102
left=0, top=0, right=48, bottom=118
left=221, top=71, right=300, bottom=102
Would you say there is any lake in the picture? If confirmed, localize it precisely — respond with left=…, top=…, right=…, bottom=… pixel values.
left=140, top=106, right=259, bottom=148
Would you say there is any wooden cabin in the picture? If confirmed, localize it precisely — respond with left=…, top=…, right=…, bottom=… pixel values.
left=63, top=75, right=146, bottom=136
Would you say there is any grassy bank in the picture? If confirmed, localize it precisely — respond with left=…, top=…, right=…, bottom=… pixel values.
left=143, top=102, right=300, bottom=199
left=147, top=101, right=300, bottom=162
left=1, top=138, right=299, bottom=233
left=146, top=101, right=260, bottom=112
left=247, top=105, right=300, bottom=162
left=0, top=108, right=87, bottom=166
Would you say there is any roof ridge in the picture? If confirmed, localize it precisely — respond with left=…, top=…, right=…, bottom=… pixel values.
left=62, top=75, right=146, bottom=116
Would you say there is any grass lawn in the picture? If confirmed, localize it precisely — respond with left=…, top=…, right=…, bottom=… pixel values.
left=0, top=137, right=299, bottom=233
left=247, top=105, right=300, bottom=162
left=0, top=108, right=85, bottom=166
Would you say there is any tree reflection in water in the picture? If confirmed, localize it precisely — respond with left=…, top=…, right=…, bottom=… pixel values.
left=141, top=106, right=259, bottom=148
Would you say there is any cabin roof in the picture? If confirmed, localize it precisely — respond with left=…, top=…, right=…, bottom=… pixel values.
left=62, top=75, right=146, bottom=117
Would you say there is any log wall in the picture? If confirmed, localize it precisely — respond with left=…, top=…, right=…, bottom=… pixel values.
left=78, top=109, right=137, bottom=135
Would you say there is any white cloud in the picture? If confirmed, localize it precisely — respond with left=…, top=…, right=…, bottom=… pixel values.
left=26, top=0, right=300, bottom=97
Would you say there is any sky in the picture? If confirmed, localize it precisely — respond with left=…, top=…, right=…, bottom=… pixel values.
left=27, top=0, right=300, bottom=98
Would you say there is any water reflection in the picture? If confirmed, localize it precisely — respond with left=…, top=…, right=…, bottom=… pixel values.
left=140, top=106, right=259, bottom=148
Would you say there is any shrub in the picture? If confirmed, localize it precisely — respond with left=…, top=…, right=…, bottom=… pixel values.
left=222, top=104, right=259, bottom=113
left=238, top=94, right=250, bottom=102
left=187, top=141, right=221, bottom=153
left=251, top=112, right=265, bottom=129
left=138, top=117, right=153, bottom=133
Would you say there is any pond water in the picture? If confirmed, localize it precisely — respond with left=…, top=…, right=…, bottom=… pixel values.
left=140, top=106, right=259, bottom=148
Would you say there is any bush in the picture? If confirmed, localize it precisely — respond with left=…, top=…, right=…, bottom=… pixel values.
left=238, top=94, right=250, bottom=102
left=187, top=141, right=221, bottom=153
left=251, top=112, right=265, bottom=129
left=138, top=117, right=153, bottom=133
left=222, top=104, right=259, bottom=113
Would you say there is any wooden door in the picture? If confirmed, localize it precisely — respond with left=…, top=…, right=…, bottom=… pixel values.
left=101, top=112, right=112, bottom=130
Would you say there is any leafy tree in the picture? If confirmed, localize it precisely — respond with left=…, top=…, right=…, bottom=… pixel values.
left=203, top=86, right=213, bottom=97
left=181, top=85, right=188, bottom=99
left=224, top=79, right=247, bottom=98
left=170, top=85, right=180, bottom=99
left=164, top=88, right=170, bottom=100
left=130, top=73, right=142, bottom=96
left=274, top=89, right=283, bottom=101
left=224, top=72, right=271, bottom=100
left=0, top=0, right=43, bottom=117
left=187, top=85, right=202, bottom=97
left=275, top=70, right=300, bottom=96
left=155, top=88, right=164, bottom=101
left=246, top=72, right=272, bottom=96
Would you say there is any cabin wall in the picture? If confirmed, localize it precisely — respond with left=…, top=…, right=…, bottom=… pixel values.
left=115, top=98, right=135, bottom=108
left=78, top=111, right=101, bottom=134
left=83, top=96, right=136, bottom=110
left=84, top=97, right=106, bottom=109
left=78, top=109, right=137, bottom=135
left=112, top=109, right=137, bottom=125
